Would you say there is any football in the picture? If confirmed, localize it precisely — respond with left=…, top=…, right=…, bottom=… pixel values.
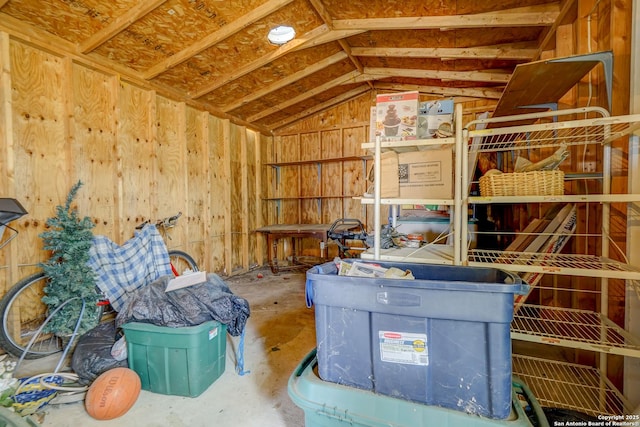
left=85, top=367, right=141, bottom=420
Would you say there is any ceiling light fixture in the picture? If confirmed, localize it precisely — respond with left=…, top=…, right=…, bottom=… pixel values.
left=268, top=25, right=295, bottom=45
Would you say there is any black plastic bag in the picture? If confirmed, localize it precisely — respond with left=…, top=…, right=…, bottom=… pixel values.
left=71, top=320, right=127, bottom=385
left=115, top=273, right=250, bottom=336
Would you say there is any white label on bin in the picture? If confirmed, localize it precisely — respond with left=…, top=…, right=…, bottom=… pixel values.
left=379, top=331, right=428, bottom=366
left=209, top=327, right=218, bottom=340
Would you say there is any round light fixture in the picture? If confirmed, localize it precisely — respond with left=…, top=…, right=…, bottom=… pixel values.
left=268, top=25, right=296, bottom=45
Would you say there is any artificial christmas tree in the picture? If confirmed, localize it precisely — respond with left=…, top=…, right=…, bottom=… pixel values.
left=39, top=181, right=101, bottom=337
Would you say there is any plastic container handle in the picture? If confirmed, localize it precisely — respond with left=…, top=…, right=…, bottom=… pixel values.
left=293, top=349, right=317, bottom=377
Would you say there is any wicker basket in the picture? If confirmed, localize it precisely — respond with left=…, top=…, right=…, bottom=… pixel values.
left=479, top=170, right=564, bottom=197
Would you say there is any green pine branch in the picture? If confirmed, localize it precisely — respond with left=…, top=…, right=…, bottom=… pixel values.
left=39, top=180, right=100, bottom=336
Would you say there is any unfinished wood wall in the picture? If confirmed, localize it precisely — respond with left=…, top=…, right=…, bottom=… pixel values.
left=268, top=92, right=499, bottom=260
left=265, top=0, right=631, bottom=390
left=0, top=34, right=269, bottom=299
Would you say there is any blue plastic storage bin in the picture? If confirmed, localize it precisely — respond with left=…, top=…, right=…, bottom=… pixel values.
left=288, top=350, right=548, bottom=427
left=305, top=260, right=528, bottom=419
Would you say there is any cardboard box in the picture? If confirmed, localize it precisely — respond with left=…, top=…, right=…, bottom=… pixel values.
left=417, top=99, right=454, bottom=139
left=376, top=91, right=418, bottom=142
left=398, top=149, right=453, bottom=199
left=367, top=151, right=399, bottom=198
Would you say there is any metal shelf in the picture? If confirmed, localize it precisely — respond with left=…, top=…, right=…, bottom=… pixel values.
left=469, top=194, right=640, bottom=204
left=265, top=155, right=370, bottom=167
left=467, top=250, right=640, bottom=281
left=512, top=304, right=640, bottom=358
left=360, top=244, right=455, bottom=265
left=512, top=354, right=634, bottom=417
left=358, top=196, right=455, bottom=206
left=466, top=112, right=640, bottom=152
left=360, top=136, right=455, bottom=151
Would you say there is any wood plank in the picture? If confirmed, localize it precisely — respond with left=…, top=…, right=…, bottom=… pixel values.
left=365, top=67, right=511, bottom=84
left=0, top=31, right=18, bottom=292
left=267, top=85, right=370, bottom=130
left=239, top=127, right=249, bottom=272
left=117, top=82, right=154, bottom=242
left=143, top=0, right=295, bottom=79
left=373, top=82, right=503, bottom=100
left=222, top=51, right=348, bottom=112
left=248, top=70, right=361, bottom=122
left=70, top=64, right=119, bottom=238
left=352, top=45, right=537, bottom=61
left=332, top=4, right=559, bottom=31
left=222, top=119, right=232, bottom=275
left=190, top=24, right=330, bottom=98
left=491, top=52, right=605, bottom=119
left=208, top=115, right=227, bottom=273
left=186, top=106, right=209, bottom=271
left=79, top=0, right=168, bottom=53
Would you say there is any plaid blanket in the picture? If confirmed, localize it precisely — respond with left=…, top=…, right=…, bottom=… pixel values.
left=88, top=225, right=172, bottom=312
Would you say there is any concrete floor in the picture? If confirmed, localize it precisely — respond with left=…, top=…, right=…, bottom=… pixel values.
left=15, top=267, right=315, bottom=427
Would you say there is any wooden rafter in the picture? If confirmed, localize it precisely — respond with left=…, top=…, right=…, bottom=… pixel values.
left=535, top=0, right=577, bottom=60
left=79, top=0, right=167, bottom=53
left=247, top=69, right=361, bottom=122
left=365, top=67, right=512, bottom=83
left=270, top=85, right=370, bottom=131
left=222, top=51, right=348, bottom=112
left=292, top=29, right=365, bottom=49
left=373, top=82, right=504, bottom=100
left=307, top=0, right=366, bottom=76
left=144, top=0, right=295, bottom=79
left=191, top=24, right=331, bottom=98
left=351, top=44, right=538, bottom=61
left=332, top=4, right=559, bottom=31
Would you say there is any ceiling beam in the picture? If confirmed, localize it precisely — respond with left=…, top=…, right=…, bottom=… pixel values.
left=0, top=13, right=270, bottom=134
left=373, top=82, right=504, bottom=100
left=143, top=0, right=294, bottom=79
left=79, top=0, right=167, bottom=53
left=365, top=67, right=511, bottom=83
left=291, top=29, right=365, bottom=49
left=222, top=51, right=348, bottom=112
left=270, top=85, right=370, bottom=131
left=332, top=4, right=559, bottom=31
left=247, top=69, right=361, bottom=122
left=307, top=0, right=367, bottom=76
left=535, top=0, right=577, bottom=60
left=191, top=24, right=331, bottom=98
left=351, top=44, right=537, bottom=61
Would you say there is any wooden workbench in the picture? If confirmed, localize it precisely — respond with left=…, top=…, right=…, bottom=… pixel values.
left=256, top=224, right=332, bottom=273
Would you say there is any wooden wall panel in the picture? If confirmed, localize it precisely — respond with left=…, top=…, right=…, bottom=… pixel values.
left=10, top=41, right=67, bottom=276
left=185, top=106, right=210, bottom=270
left=301, top=132, right=321, bottom=161
left=155, top=96, right=188, bottom=250
left=70, top=64, right=118, bottom=238
left=0, top=37, right=269, bottom=301
left=0, top=33, right=15, bottom=291
left=246, top=129, right=259, bottom=268
left=208, top=116, right=227, bottom=273
left=117, top=82, right=154, bottom=241
left=229, top=124, right=244, bottom=272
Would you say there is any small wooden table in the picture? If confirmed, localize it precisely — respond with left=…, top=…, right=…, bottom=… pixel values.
left=256, top=224, right=332, bottom=274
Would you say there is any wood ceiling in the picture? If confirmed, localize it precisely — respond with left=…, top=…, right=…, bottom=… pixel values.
left=0, top=0, right=575, bottom=133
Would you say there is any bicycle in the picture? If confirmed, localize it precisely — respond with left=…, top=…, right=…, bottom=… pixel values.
left=0, top=211, right=198, bottom=359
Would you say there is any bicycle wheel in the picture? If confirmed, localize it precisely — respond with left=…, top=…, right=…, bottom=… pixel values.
left=168, top=250, right=199, bottom=276
left=0, top=273, right=62, bottom=358
left=0, top=273, right=103, bottom=359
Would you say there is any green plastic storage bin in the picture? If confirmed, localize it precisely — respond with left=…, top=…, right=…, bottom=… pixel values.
left=288, top=350, right=549, bottom=427
left=122, top=320, right=226, bottom=397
